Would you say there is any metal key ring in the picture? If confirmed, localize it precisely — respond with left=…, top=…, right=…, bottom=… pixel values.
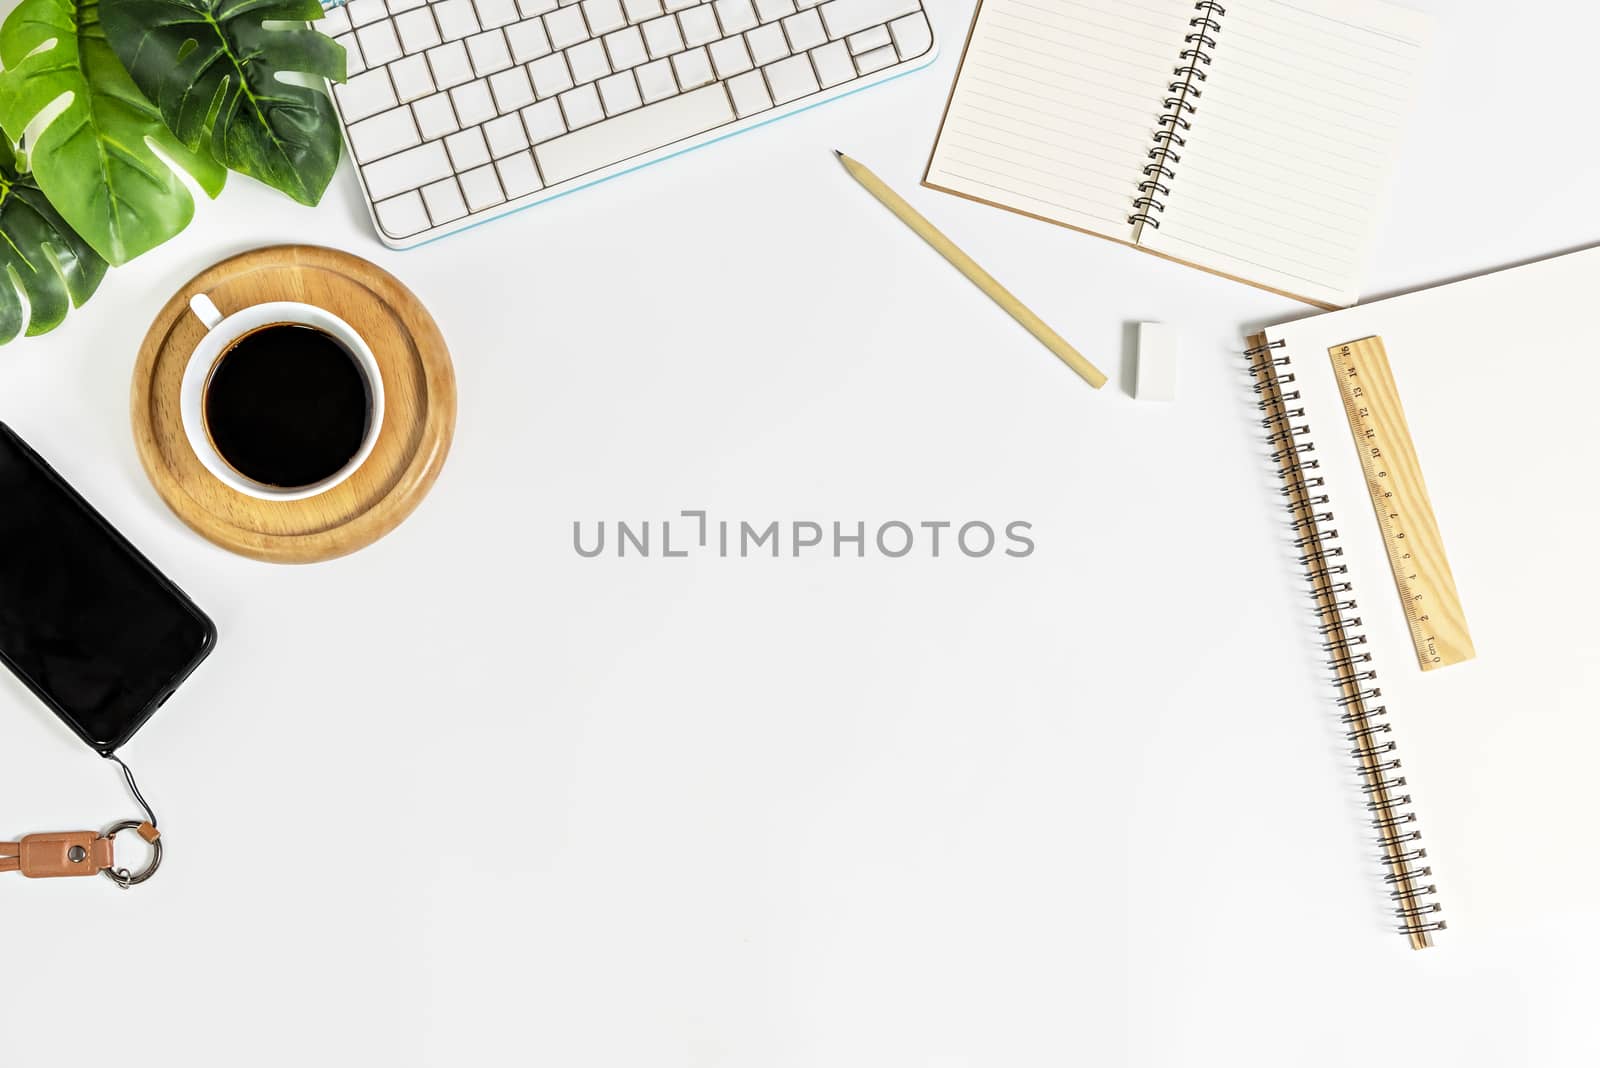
left=100, top=820, right=162, bottom=889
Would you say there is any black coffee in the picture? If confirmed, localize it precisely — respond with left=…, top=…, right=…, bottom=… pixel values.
left=204, top=323, right=370, bottom=489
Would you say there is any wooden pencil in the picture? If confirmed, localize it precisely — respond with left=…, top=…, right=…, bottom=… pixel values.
left=834, top=150, right=1107, bottom=390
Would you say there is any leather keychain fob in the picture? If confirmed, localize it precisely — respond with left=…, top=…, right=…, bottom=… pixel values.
left=0, top=821, right=161, bottom=886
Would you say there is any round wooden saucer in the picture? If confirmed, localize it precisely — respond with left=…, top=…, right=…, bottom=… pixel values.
left=132, top=245, right=456, bottom=564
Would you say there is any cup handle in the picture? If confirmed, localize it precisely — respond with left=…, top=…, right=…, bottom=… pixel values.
left=188, top=293, right=223, bottom=330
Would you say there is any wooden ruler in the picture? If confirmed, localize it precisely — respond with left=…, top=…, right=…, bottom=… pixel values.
left=1328, top=337, right=1474, bottom=671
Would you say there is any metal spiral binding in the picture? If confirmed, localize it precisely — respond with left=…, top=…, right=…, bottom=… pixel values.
left=1243, top=336, right=1446, bottom=949
left=1130, top=1, right=1227, bottom=231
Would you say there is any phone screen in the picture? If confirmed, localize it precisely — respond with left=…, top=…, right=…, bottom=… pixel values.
left=0, top=424, right=215, bottom=754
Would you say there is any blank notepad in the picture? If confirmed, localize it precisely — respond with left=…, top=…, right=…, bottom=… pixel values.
left=924, top=0, right=1432, bottom=308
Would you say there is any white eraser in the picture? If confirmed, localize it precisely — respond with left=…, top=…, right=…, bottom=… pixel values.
left=1134, top=322, right=1178, bottom=402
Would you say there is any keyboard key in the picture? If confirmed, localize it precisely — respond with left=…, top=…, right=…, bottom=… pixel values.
left=678, top=4, right=719, bottom=45
left=762, top=51, right=815, bottom=102
left=506, top=18, right=552, bottom=60
left=558, top=83, right=605, bottom=128
left=670, top=46, right=713, bottom=87
left=474, top=0, right=520, bottom=27
left=543, top=5, right=589, bottom=47
left=781, top=8, right=824, bottom=51
left=636, top=58, right=677, bottom=101
left=395, top=8, right=441, bottom=52
left=320, top=5, right=352, bottom=34
left=484, top=112, right=529, bottom=154
left=597, top=70, right=642, bottom=114
left=853, top=42, right=894, bottom=72
left=445, top=127, right=492, bottom=169
left=746, top=23, right=787, bottom=63
left=708, top=36, right=751, bottom=78
left=427, top=41, right=475, bottom=87
left=642, top=15, right=683, bottom=57
left=521, top=97, right=567, bottom=141
left=490, top=65, right=536, bottom=110
left=662, top=0, right=696, bottom=10
left=603, top=26, right=648, bottom=69
left=390, top=53, right=435, bottom=100
left=496, top=150, right=543, bottom=197
left=389, top=0, right=430, bottom=12
left=528, top=53, right=574, bottom=97
left=845, top=25, right=887, bottom=54
left=347, top=0, right=388, bottom=25
left=335, top=68, right=398, bottom=121
left=374, top=190, right=430, bottom=238
left=358, top=21, right=402, bottom=64
left=622, top=0, right=661, bottom=22
left=451, top=79, right=497, bottom=125
left=348, top=107, right=421, bottom=163
left=336, top=33, right=364, bottom=75
left=582, top=0, right=627, bottom=34
left=459, top=164, right=506, bottom=209
left=412, top=92, right=460, bottom=138
left=534, top=82, right=732, bottom=183
left=518, top=0, right=557, bottom=15
left=434, top=0, right=481, bottom=38
left=817, top=0, right=915, bottom=39
left=755, top=0, right=792, bottom=18
left=468, top=30, right=513, bottom=73
left=421, top=177, right=468, bottom=222
left=567, top=39, right=610, bottom=82
left=725, top=68, right=770, bottom=115
left=363, top=140, right=452, bottom=199
left=888, top=11, right=929, bottom=59
left=713, top=0, right=757, bottom=34
left=809, top=38, right=852, bottom=86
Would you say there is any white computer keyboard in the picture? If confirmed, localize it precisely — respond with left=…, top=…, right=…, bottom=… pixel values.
left=322, top=0, right=935, bottom=247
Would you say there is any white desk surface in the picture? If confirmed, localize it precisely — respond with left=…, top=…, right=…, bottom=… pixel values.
left=2, top=1, right=1595, bottom=1063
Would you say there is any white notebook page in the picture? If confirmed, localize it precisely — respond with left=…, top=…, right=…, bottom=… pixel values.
left=1261, top=247, right=1600, bottom=945
left=1145, top=0, right=1431, bottom=307
left=924, top=0, right=1198, bottom=242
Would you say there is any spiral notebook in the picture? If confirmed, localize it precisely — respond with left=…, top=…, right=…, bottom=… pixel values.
left=1245, top=247, right=1600, bottom=946
left=923, top=0, right=1432, bottom=308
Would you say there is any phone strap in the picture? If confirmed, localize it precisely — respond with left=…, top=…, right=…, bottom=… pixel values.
left=0, top=756, right=163, bottom=887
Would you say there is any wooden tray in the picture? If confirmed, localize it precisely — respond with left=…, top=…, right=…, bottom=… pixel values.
left=132, top=245, right=456, bottom=564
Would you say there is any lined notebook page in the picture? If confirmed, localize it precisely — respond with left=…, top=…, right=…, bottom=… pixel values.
left=1144, top=0, right=1431, bottom=307
left=924, top=0, right=1197, bottom=243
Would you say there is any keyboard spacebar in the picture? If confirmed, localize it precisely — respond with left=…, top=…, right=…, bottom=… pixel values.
left=534, top=86, right=736, bottom=186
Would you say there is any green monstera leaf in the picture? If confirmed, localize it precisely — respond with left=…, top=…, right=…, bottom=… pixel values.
left=100, top=0, right=347, bottom=207
left=0, top=0, right=226, bottom=266
left=0, top=140, right=109, bottom=343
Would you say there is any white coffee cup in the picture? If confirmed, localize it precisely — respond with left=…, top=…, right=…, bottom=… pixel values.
left=181, top=294, right=385, bottom=502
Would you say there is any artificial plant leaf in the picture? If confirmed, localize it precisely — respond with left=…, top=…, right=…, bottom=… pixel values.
left=0, top=143, right=110, bottom=343
left=0, top=0, right=226, bottom=266
left=100, top=0, right=347, bottom=207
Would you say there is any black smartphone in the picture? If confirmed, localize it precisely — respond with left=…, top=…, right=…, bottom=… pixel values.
left=0, top=423, right=215, bottom=755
